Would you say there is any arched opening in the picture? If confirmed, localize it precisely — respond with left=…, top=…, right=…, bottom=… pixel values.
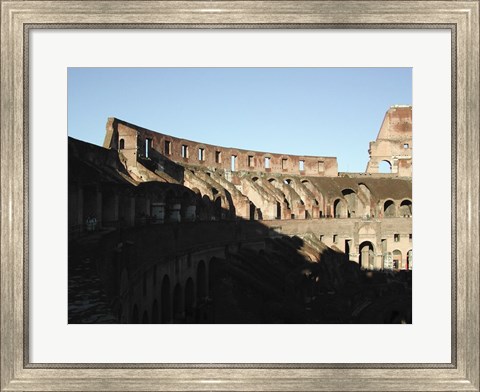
left=359, top=241, right=375, bottom=269
left=151, top=300, right=159, bottom=323
left=119, top=138, right=125, bottom=150
left=131, top=305, right=139, bottom=324
left=200, top=194, right=213, bottom=221
left=252, top=176, right=259, bottom=182
left=334, top=199, right=347, bottom=218
left=407, top=249, right=413, bottom=270
left=393, top=249, right=403, bottom=270
left=399, top=199, right=412, bottom=217
left=197, top=260, right=207, bottom=301
left=378, top=160, right=392, bottom=173
left=341, top=189, right=357, bottom=218
left=358, top=183, right=372, bottom=218
left=173, top=283, right=183, bottom=322
left=161, top=275, right=171, bottom=323
left=213, top=196, right=222, bottom=220
left=384, top=200, right=396, bottom=217
left=276, top=201, right=281, bottom=219
left=142, top=311, right=149, bottom=324
left=249, top=201, right=256, bottom=220
left=184, top=278, right=195, bottom=321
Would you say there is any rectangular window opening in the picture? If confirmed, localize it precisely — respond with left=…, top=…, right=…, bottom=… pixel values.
left=282, top=158, right=288, bottom=169
left=394, top=233, right=400, bottom=242
left=264, top=157, right=271, bottom=169
left=318, top=160, right=325, bottom=172
left=164, top=140, right=171, bottom=155
left=403, top=143, right=409, bottom=149
left=409, top=233, right=412, bottom=242
left=231, top=155, right=237, bottom=171
left=248, top=155, right=254, bottom=167
left=198, top=148, right=205, bottom=161
left=181, top=145, right=189, bottom=159
left=299, top=160, right=305, bottom=171
left=333, top=234, right=338, bottom=243
left=145, top=138, right=152, bottom=158
left=215, top=151, right=222, bottom=163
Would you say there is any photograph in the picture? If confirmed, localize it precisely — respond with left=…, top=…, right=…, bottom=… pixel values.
left=68, top=67, right=413, bottom=324
left=2, top=0, right=478, bottom=389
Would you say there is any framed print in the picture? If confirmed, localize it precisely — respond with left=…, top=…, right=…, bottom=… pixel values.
left=1, top=1, right=479, bottom=391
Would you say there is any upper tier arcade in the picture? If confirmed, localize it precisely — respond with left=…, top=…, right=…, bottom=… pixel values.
left=103, top=118, right=339, bottom=177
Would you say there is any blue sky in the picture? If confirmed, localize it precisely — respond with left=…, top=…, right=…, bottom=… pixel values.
left=68, top=68, right=411, bottom=172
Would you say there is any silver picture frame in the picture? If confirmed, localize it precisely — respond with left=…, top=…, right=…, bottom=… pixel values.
left=1, top=1, right=478, bottom=390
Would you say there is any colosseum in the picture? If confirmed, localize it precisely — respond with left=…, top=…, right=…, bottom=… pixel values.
left=68, top=105, right=412, bottom=324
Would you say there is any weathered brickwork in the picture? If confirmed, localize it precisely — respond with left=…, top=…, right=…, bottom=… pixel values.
left=104, top=118, right=338, bottom=177
left=366, top=105, right=412, bottom=176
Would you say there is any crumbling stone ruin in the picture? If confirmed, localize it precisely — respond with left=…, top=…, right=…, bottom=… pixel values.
left=68, top=105, right=412, bottom=324
left=366, top=105, right=412, bottom=176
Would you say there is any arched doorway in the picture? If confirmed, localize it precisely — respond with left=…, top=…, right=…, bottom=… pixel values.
left=334, top=199, right=347, bottom=218
left=357, top=183, right=371, bottom=218
left=341, top=189, right=358, bottom=218
left=161, top=275, right=171, bottom=323
left=213, top=196, right=222, bottom=220
left=399, top=200, right=412, bottom=217
left=359, top=241, right=375, bottom=269
left=249, top=201, right=256, bottom=220
left=384, top=200, right=396, bottom=217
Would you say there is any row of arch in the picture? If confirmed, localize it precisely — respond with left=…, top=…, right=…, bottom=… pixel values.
left=358, top=241, right=413, bottom=270
left=128, top=260, right=208, bottom=324
left=333, top=196, right=412, bottom=219
left=249, top=176, right=411, bottom=221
